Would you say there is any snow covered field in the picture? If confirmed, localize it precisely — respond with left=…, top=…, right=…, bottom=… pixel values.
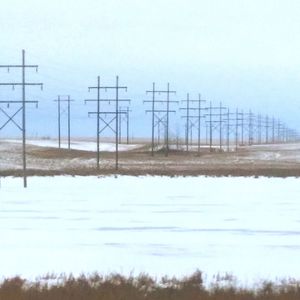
left=2, top=139, right=141, bottom=152
left=1, top=175, right=300, bottom=284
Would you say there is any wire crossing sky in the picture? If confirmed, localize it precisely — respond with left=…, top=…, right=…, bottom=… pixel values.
left=0, top=0, right=300, bottom=137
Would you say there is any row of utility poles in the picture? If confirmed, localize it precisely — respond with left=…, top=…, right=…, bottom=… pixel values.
left=1, top=51, right=300, bottom=188
left=0, top=51, right=132, bottom=187
left=54, top=94, right=131, bottom=152
left=143, top=87, right=299, bottom=157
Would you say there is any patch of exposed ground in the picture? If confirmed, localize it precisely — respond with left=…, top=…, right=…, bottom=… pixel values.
left=1, top=140, right=300, bottom=177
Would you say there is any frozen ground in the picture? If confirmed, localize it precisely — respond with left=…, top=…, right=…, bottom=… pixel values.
left=1, top=139, right=300, bottom=177
left=1, top=175, right=300, bottom=284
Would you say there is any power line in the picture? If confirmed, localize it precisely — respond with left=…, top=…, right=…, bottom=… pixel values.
left=205, top=101, right=227, bottom=152
left=54, top=95, right=74, bottom=149
left=180, top=93, right=207, bottom=154
left=144, top=83, right=177, bottom=157
left=0, top=50, right=43, bottom=188
left=85, top=76, right=130, bottom=170
left=226, top=109, right=243, bottom=151
left=119, top=106, right=132, bottom=144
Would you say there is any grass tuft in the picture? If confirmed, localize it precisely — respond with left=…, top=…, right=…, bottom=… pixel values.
left=0, top=271, right=299, bottom=300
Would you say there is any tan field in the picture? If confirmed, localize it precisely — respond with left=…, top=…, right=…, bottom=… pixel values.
left=1, top=138, right=300, bottom=177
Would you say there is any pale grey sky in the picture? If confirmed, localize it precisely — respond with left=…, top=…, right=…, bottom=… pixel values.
left=0, top=0, right=300, bottom=137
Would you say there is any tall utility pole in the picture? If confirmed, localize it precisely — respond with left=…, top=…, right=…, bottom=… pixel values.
left=85, top=76, right=101, bottom=169
left=218, top=102, right=227, bottom=151
left=226, top=108, right=231, bottom=152
left=144, top=83, right=177, bottom=157
left=257, top=114, right=262, bottom=144
left=264, top=115, right=270, bottom=144
left=205, top=101, right=227, bottom=151
left=85, top=76, right=130, bottom=170
left=118, top=106, right=131, bottom=144
left=247, top=110, right=254, bottom=145
left=226, top=109, right=241, bottom=152
left=227, top=109, right=243, bottom=151
left=281, top=124, right=286, bottom=142
left=272, top=117, right=275, bottom=144
left=208, top=102, right=213, bottom=151
left=180, top=93, right=206, bottom=154
left=196, top=94, right=207, bottom=154
left=180, top=93, right=191, bottom=152
left=235, top=108, right=244, bottom=151
left=54, top=95, right=74, bottom=149
left=276, top=120, right=281, bottom=143
left=235, top=109, right=239, bottom=150
left=0, top=50, right=43, bottom=188
left=189, top=121, right=195, bottom=145
left=240, top=110, right=244, bottom=145
left=235, top=109, right=243, bottom=151
left=145, top=82, right=156, bottom=156
left=126, top=106, right=131, bottom=144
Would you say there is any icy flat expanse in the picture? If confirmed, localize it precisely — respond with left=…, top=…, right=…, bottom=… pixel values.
left=0, top=176, right=300, bottom=283
left=2, top=139, right=141, bottom=152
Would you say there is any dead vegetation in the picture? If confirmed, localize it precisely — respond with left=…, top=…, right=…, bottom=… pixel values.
left=0, top=271, right=299, bottom=300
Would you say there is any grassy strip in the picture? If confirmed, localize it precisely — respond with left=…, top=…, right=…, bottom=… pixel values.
left=0, top=271, right=299, bottom=300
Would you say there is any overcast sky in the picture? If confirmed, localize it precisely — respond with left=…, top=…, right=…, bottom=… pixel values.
left=1, top=0, right=300, bottom=138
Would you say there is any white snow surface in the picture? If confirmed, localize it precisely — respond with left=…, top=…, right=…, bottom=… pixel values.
left=3, top=139, right=141, bottom=152
left=0, top=176, right=300, bottom=284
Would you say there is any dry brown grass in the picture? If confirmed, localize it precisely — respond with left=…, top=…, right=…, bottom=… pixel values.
left=0, top=271, right=299, bottom=300
left=2, top=141, right=300, bottom=178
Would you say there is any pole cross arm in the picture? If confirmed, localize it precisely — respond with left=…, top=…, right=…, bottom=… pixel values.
left=146, top=90, right=176, bottom=94
left=0, top=64, right=38, bottom=68
left=89, top=86, right=127, bottom=91
left=0, top=83, right=43, bottom=86
left=208, top=106, right=227, bottom=110
left=180, top=107, right=205, bottom=111
left=88, top=111, right=128, bottom=116
left=0, top=100, right=38, bottom=104
left=189, top=99, right=207, bottom=102
left=54, top=99, right=74, bottom=102
left=209, top=113, right=228, bottom=117
left=145, top=100, right=178, bottom=103
left=181, top=99, right=207, bottom=102
left=143, top=99, right=172, bottom=103
left=119, top=110, right=132, bottom=113
left=146, top=110, right=176, bottom=113
left=86, top=98, right=130, bottom=103
left=181, top=115, right=206, bottom=118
